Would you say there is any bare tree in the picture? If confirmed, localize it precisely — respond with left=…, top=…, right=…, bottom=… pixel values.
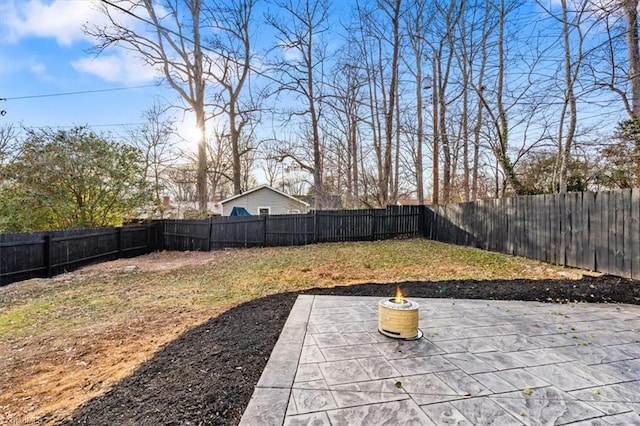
left=351, top=0, right=404, bottom=206
left=324, top=57, right=366, bottom=208
left=128, top=102, right=178, bottom=217
left=205, top=123, right=234, bottom=200
left=0, top=123, right=18, bottom=168
left=205, top=0, right=259, bottom=194
left=472, top=0, right=537, bottom=196
left=266, top=0, right=331, bottom=209
left=88, top=0, right=209, bottom=213
left=557, top=0, right=584, bottom=192
left=378, top=0, right=402, bottom=205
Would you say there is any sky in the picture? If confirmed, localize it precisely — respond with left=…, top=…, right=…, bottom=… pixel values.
left=0, top=0, right=630, bottom=154
left=0, top=0, right=189, bottom=140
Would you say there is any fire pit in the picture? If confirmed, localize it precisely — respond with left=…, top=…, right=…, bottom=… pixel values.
left=378, top=287, right=422, bottom=340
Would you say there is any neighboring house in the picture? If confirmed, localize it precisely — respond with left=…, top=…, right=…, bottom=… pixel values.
left=221, top=185, right=310, bottom=216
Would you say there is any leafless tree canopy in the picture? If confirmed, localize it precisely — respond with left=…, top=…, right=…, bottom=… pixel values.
left=76, top=0, right=639, bottom=208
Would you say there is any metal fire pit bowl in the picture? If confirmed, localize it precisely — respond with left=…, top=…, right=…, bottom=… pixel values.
left=378, top=298, right=422, bottom=340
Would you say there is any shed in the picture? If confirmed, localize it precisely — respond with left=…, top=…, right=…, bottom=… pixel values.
left=220, top=185, right=310, bottom=216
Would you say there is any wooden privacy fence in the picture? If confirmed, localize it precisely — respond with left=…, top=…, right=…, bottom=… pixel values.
left=162, top=205, right=425, bottom=251
left=0, top=224, right=162, bottom=286
left=427, top=189, right=639, bottom=280
left=1, top=190, right=637, bottom=286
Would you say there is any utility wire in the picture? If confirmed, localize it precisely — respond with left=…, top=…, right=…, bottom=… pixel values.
left=2, top=84, right=162, bottom=101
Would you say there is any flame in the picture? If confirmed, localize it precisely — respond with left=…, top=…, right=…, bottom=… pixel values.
left=394, top=286, right=405, bottom=304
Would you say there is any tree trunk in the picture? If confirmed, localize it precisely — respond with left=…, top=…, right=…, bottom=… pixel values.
left=558, top=0, right=578, bottom=193
left=382, top=0, right=401, bottom=206
left=414, top=43, right=425, bottom=204
left=431, top=55, right=440, bottom=204
left=623, top=0, right=640, bottom=118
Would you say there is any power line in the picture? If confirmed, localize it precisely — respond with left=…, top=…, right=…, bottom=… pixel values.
left=2, top=84, right=162, bottom=101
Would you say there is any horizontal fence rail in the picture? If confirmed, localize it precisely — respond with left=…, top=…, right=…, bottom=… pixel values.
left=426, top=189, right=639, bottom=280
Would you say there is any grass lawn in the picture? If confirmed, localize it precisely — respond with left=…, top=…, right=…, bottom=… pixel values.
left=0, top=239, right=572, bottom=424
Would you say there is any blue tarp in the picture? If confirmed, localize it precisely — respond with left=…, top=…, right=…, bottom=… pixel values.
left=230, top=206, right=251, bottom=216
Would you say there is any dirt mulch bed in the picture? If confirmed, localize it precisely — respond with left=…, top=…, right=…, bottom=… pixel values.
left=61, top=275, right=639, bottom=426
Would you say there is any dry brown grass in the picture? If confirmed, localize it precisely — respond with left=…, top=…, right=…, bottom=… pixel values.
left=0, top=239, right=575, bottom=424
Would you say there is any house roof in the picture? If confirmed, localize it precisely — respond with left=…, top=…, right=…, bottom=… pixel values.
left=220, top=185, right=311, bottom=207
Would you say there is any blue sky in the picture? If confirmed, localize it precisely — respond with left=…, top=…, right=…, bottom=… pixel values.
left=0, top=0, right=629, bottom=147
left=0, top=0, right=181, bottom=137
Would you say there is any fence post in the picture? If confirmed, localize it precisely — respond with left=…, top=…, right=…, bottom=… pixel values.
left=144, top=224, right=150, bottom=254
left=370, top=212, right=376, bottom=241
left=43, top=234, right=52, bottom=278
left=158, top=220, right=166, bottom=251
left=207, top=218, right=213, bottom=251
left=313, top=211, right=319, bottom=244
left=263, top=215, right=268, bottom=247
left=116, top=227, right=123, bottom=258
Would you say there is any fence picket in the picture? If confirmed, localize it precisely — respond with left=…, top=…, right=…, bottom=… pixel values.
left=631, top=189, right=640, bottom=280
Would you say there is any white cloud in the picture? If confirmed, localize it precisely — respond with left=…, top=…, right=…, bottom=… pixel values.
left=1, top=0, right=104, bottom=46
left=0, top=0, right=151, bottom=46
left=283, top=47, right=303, bottom=64
left=71, top=52, right=159, bottom=84
left=29, top=59, right=48, bottom=77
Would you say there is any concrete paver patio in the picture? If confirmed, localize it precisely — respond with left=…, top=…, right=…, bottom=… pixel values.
left=240, top=295, right=640, bottom=425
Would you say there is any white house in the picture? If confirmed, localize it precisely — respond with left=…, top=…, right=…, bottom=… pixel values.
left=220, top=185, right=310, bottom=216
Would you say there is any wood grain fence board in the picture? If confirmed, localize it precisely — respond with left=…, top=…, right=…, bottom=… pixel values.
left=507, top=198, right=516, bottom=255
left=594, top=192, right=606, bottom=272
left=631, top=189, right=640, bottom=279
left=523, top=195, right=530, bottom=258
left=513, top=196, right=520, bottom=256
left=602, top=191, right=612, bottom=274
left=538, top=195, right=546, bottom=263
left=494, top=198, right=502, bottom=253
left=622, top=189, right=633, bottom=279
left=451, top=204, right=459, bottom=245
left=465, top=202, right=473, bottom=248
left=491, top=199, right=498, bottom=252
left=550, top=194, right=558, bottom=264
left=608, top=191, right=618, bottom=274
left=534, top=195, right=541, bottom=262
left=566, top=193, right=577, bottom=267
left=474, top=201, right=482, bottom=248
left=522, top=196, right=531, bottom=259
left=528, top=196, right=535, bottom=260
left=479, top=200, right=487, bottom=251
left=502, top=198, right=509, bottom=254
left=614, top=190, right=626, bottom=276
left=577, top=192, right=584, bottom=269
left=575, top=192, right=586, bottom=269
left=583, top=192, right=596, bottom=271
left=565, top=193, right=572, bottom=267
left=549, top=194, right=556, bottom=264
